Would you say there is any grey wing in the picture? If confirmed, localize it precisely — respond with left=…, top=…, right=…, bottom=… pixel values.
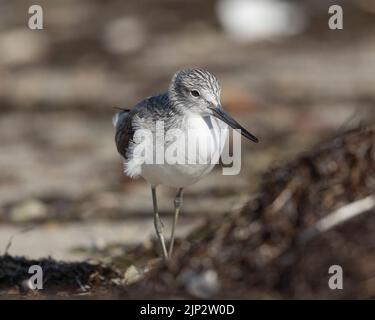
left=114, top=110, right=134, bottom=159
left=114, top=93, right=170, bottom=159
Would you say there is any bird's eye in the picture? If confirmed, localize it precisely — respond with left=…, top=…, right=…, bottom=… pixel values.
left=190, top=90, right=200, bottom=97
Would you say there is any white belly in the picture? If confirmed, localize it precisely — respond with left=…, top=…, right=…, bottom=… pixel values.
left=141, top=115, right=228, bottom=188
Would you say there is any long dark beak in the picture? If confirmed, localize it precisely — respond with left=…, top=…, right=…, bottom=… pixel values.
left=209, top=106, right=259, bottom=143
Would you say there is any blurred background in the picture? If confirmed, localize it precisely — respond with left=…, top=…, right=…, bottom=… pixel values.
left=0, top=0, right=375, bottom=298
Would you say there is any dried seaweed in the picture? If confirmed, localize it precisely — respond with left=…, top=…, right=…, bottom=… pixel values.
left=0, top=255, right=121, bottom=296
left=129, top=126, right=375, bottom=299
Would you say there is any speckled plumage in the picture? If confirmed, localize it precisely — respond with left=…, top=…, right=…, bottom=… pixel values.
left=114, top=68, right=226, bottom=184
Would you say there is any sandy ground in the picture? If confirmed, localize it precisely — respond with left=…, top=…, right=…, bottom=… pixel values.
left=0, top=218, right=201, bottom=261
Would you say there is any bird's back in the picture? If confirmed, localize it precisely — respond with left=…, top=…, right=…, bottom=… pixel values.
left=114, top=93, right=176, bottom=160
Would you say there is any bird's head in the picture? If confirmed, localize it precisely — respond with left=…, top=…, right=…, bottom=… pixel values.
left=169, top=68, right=221, bottom=114
left=169, top=68, right=258, bottom=143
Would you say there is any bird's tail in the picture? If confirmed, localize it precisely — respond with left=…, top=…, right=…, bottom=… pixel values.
left=112, top=107, right=130, bottom=127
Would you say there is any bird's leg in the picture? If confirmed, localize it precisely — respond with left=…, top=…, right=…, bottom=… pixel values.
left=168, top=188, right=184, bottom=258
left=151, top=185, right=169, bottom=261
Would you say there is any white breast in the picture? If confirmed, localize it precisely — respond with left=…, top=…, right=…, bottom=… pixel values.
left=140, top=114, right=228, bottom=188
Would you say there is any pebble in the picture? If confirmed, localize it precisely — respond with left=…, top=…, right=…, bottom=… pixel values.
left=180, top=269, right=220, bottom=298
left=124, top=265, right=144, bottom=285
left=10, top=199, right=48, bottom=222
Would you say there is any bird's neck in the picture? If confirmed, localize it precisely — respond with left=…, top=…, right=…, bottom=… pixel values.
left=166, top=91, right=186, bottom=115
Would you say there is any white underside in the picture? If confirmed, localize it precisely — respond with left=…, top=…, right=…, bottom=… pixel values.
left=126, top=113, right=228, bottom=188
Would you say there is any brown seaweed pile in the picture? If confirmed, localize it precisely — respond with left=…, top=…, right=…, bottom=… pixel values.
left=128, top=126, right=375, bottom=299
left=0, top=255, right=121, bottom=297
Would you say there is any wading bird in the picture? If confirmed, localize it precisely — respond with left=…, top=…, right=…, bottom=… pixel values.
left=113, top=68, right=258, bottom=261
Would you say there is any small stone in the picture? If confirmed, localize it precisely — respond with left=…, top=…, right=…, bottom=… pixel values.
left=89, top=237, right=106, bottom=251
left=20, top=279, right=39, bottom=294
left=123, top=265, right=143, bottom=285
left=10, top=199, right=48, bottom=222
left=181, top=269, right=220, bottom=299
left=20, top=279, right=33, bottom=293
left=111, top=278, right=122, bottom=286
